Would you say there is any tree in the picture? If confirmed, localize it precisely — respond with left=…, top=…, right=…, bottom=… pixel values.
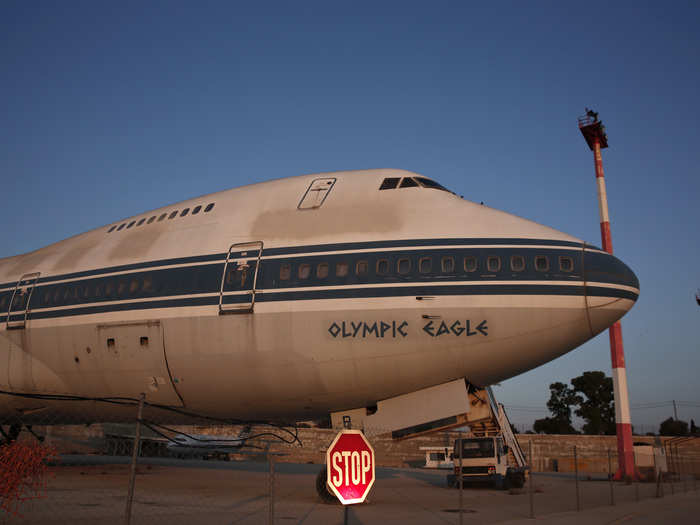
left=571, top=371, right=615, bottom=435
left=691, top=419, right=699, bottom=435
left=534, top=371, right=615, bottom=435
left=659, top=417, right=688, bottom=436
left=533, top=381, right=577, bottom=434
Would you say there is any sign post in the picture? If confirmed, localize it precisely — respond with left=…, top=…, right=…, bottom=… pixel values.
left=326, top=429, right=375, bottom=507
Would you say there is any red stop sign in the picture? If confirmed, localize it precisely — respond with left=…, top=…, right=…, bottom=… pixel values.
left=326, top=430, right=375, bottom=504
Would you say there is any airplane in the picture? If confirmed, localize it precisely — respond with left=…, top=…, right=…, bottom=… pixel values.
left=0, top=169, right=638, bottom=446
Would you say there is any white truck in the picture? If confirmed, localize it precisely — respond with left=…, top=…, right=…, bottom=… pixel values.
left=446, top=435, right=526, bottom=490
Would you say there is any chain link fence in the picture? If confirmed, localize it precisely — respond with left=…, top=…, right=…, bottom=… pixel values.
left=2, top=407, right=699, bottom=524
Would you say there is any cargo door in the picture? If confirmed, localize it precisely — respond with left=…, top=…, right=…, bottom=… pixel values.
left=219, top=241, right=263, bottom=314
left=97, top=321, right=184, bottom=406
left=6, top=272, right=40, bottom=330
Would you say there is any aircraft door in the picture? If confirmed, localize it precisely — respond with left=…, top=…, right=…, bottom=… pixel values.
left=6, top=272, right=40, bottom=330
left=219, top=241, right=263, bottom=314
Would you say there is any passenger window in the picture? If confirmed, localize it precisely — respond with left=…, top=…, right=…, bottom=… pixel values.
left=559, top=256, right=574, bottom=272
left=399, top=177, right=419, bottom=188
left=419, top=257, right=432, bottom=274
left=108, top=225, right=116, bottom=233
left=129, top=279, right=140, bottom=295
left=356, top=260, right=369, bottom=276
left=204, top=203, right=215, bottom=212
left=379, top=178, right=400, bottom=190
left=137, top=218, right=146, bottom=226
left=376, top=259, right=390, bottom=275
left=168, top=211, right=178, bottom=219
left=280, top=263, right=291, bottom=280
left=180, top=208, right=190, bottom=217
left=397, top=258, right=411, bottom=274
left=464, top=256, right=477, bottom=272
left=336, top=262, right=349, bottom=277
left=117, top=280, right=128, bottom=296
left=535, top=255, right=549, bottom=272
left=299, top=264, right=311, bottom=280
left=317, top=263, right=329, bottom=279
left=192, top=205, right=202, bottom=215
left=511, top=255, right=525, bottom=272
left=441, top=257, right=455, bottom=273
left=117, top=223, right=126, bottom=231
left=147, top=216, right=156, bottom=224
left=487, top=256, right=501, bottom=273
left=142, top=275, right=154, bottom=292
left=158, top=213, right=167, bottom=221
left=127, top=221, right=135, bottom=229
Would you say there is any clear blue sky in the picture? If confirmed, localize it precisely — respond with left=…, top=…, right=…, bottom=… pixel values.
left=2, top=1, right=699, bottom=433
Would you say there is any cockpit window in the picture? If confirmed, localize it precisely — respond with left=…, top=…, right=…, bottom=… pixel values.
left=379, top=178, right=400, bottom=190
left=415, top=177, right=451, bottom=192
left=379, top=175, right=453, bottom=193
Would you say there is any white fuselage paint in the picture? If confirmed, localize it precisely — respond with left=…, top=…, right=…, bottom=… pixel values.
left=0, top=169, right=639, bottom=424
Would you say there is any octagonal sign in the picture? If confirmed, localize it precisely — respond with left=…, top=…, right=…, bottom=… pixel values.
left=326, top=429, right=375, bottom=505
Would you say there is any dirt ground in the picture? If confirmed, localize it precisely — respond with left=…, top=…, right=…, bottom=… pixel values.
left=4, top=457, right=699, bottom=524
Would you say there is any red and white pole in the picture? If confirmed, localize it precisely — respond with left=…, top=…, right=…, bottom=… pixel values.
left=592, top=137, right=636, bottom=480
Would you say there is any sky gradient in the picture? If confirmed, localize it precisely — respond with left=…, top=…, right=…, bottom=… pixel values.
left=2, top=1, right=699, bottom=432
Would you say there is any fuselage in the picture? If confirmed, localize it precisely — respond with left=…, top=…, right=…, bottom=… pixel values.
left=0, top=169, right=639, bottom=424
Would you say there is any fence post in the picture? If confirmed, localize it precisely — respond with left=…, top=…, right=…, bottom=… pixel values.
left=269, top=452, right=275, bottom=525
left=124, top=393, right=145, bottom=525
left=458, top=434, right=463, bottom=525
left=608, top=449, right=615, bottom=506
left=528, top=440, right=534, bottom=519
left=573, top=445, right=580, bottom=512
left=654, top=449, right=663, bottom=498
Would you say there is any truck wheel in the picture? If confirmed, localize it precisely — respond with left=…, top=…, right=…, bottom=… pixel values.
left=316, top=466, right=339, bottom=504
left=507, top=471, right=525, bottom=489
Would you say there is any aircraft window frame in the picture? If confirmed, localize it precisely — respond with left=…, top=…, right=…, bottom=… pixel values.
left=559, top=256, right=574, bottom=272
left=379, top=178, right=400, bottom=190
left=441, top=256, right=455, bottom=273
left=419, top=257, right=432, bottom=274
left=192, top=205, right=202, bottom=215
left=487, top=256, right=501, bottom=273
left=464, top=256, right=478, bottom=272
left=180, top=208, right=190, bottom=217
left=376, top=259, right=390, bottom=275
left=147, top=216, right=156, bottom=224
left=535, top=255, right=550, bottom=272
left=298, top=263, right=311, bottom=280
left=399, top=177, right=419, bottom=188
left=317, top=262, right=329, bottom=279
left=510, top=255, right=525, bottom=272
left=336, top=261, right=349, bottom=277
left=397, top=258, right=411, bottom=275
left=158, top=213, right=167, bottom=221
left=168, top=211, right=178, bottom=220
left=204, top=203, right=215, bottom=212
left=356, top=260, right=369, bottom=277
left=280, top=263, right=291, bottom=281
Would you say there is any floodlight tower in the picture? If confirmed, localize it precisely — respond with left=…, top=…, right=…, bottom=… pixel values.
left=578, top=110, right=636, bottom=480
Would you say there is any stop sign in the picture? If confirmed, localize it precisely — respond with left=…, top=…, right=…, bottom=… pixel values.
left=326, top=429, right=375, bottom=504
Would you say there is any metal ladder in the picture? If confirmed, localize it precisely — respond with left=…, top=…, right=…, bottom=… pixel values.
left=486, top=386, right=527, bottom=468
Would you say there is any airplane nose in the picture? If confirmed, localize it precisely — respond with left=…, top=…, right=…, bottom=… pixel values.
left=583, top=247, right=639, bottom=337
